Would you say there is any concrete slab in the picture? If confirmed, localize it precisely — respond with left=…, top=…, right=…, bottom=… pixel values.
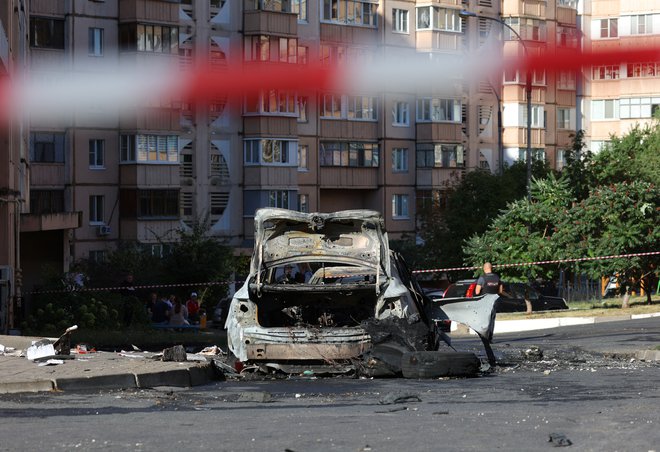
left=56, top=373, right=137, bottom=391
left=0, top=380, right=54, bottom=394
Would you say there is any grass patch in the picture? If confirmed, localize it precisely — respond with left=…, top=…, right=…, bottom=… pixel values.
left=497, top=296, right=659, bottom=321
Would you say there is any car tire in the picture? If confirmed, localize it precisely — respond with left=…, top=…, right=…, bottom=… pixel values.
left=401, top=351, right=480, bottom=379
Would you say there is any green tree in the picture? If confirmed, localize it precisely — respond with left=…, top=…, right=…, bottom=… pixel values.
left=161, top=217, right=236, bottom=309
left=463, top=174, right=572, bottom=281
left=415, top=160, right=550, bottom=274
left=553, top=181, right=659, bottom=305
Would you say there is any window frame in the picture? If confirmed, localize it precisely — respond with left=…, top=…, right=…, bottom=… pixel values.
left=88, top=27, right=104, bottom=57
left=392, top=8, right=409, bottom=33
left=392, top=148, right=408, bottom=172
left=392, top=194, right=410, bottom=219
left=392, top=101, right=410, bottom=126
left=89, top=139, right=105, bottom=169
left=89, top=195, right=105, bottom=225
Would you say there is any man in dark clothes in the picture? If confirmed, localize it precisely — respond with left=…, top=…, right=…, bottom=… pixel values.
left=151, top=296, right=170, bottom=324
left=475, top=262, right=502, bottom=295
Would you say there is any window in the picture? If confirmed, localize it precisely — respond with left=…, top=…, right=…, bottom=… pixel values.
left=392, top=101, right=409, bottom=126
left=556, top=149, right=566, bottom=170
left=279, top=37, right=297, bottom=63
left=89, top=139, right=105, bottom=168
left=89, top=195, right=104, bottom=224
left=120, top=135, right=178, bottom=164
left=392, top=148, right=408, bottom=172
left=269, top=190, right=289, bottom=209
left=89, top=250, right=106, bottom=264
left=298, top=194, right=309, bottom=213
left=320, top=44, right=373, bottom=65
left=504, top=17, right=546, bottom=41
left=590, top=140, right=609, bottom=154
left=518, top=148, right=545, bottom=162
left=392, top=9, right=409, bottom=33
left=119, top=23, right=178, bottom=54
left=591, top=99, right=619, bottom=120
left=30, top=133, right=65, bottom=163
left=320, top=93, right=343, bottom=118
left=416, top=98, right=461, bottom=123
left=557, top=108, right=571, bottom=129
left=245, top=90, right=297, bottom=116
left=416, top=144, right=464, bottom=168
left=392, top=194, right=409, bottom=219
left=416, top=190, right=446, bottom=212
left=630, top=15, right=652, bottom=35
left=30, top=17, right=65, bottom=49
left=30, top=190, right=64, bottom=215
left=504, top=69, right=519, bottom=83
left=297, top=96, right=308, bottom=122
left=626, top=62, right=659, bottom=78
left=298, top=144, right=308, bottom=171
left=297, top=46, right=308, bottom=64
left=558, top=71, right=576, bottom=89
left=244, top=35, right=270, bottom=61
left=88, top=28, right=104, bottom=56
left=523, top=105, right=545, bottom=128
left=320, top=142, right=379, bottom=167
left=556, top=26, right=578, bottom=47
left=348, top=96, right=377, bottom=120
left=620, top=97, right=655, bottom=119
left=599, top=18, right=618, bottom=38
left=322, top=0, right=378, bottom=27
left=243, top=139, right=297, bottom=165
left=293, top=0, right=308, bottom=21
left=532, top=70, right=546, bottom=85
left=120, top=189, right=179, bottom=218
left=592, top=65, right=620, bottom=80
left=416, top=6, right=461, bottom=32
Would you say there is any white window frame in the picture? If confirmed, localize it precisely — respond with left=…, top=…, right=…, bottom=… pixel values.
left=321, top=0, right=378, bottom=27
left=592, top=65, right=620, bottom=80
left=558, top=71, right=576, bottom=89
left=392, top=101, right=409, bottom=126
left=348, top=95, right=377, bottom=121
left=599, top=18, right=618, bottom=38
left=293, top=0, right=308, bottom=22
left=297, top=193, right=309, bottom=212
left=392, top=148, right=408, bottom=172
left=89, top=139, right=105, bottom=169
left=392, top=8, right=409, bottom=33
left=392, top=194, right=409, bottom=219
left=522, top=104, right=545, bottom=128
left=591, top=99, right=619, bottom=120
left=416, top=6, right=461, bottom=32
left=243, top=139, right=297, bottom=166
left=416, top=98, right=461, bottom=123
left=557, top=108, right=571, bottom=129
left=88, top=27, right=103, bottom=56
left=630, top=14, right=652, bottom=35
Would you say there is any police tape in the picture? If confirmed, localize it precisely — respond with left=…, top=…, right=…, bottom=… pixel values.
left=25, top=250, right=660, bottom=295
left=411, top=250, right=660, bottom=274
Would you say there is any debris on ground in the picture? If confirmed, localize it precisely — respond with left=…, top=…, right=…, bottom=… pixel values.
left=0, top=344, right=22, bottom=357
left=75, top=344, right=96, bottom=354
left=26, top=340, right=56, bottom=361
left=198, top=345, right=224, bottom=356
left=162, top=345, right=187, bottom=362
left=378, top=392, right=422, bottom=405
left=37, top=359, right=65, bottom=367
left=53, top=325, right=78, bottom=355
left=523, top=346, right=543, bottom=362
left=236, top=391, right=272, bottom=403
left=548, top=433, right=573, bottom=447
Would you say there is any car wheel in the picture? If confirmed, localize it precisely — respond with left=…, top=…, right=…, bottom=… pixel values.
left=401, top=351, right=480, bottom=379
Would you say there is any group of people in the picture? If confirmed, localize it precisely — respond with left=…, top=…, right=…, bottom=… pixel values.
left=146, top=291, right=202, bottom=326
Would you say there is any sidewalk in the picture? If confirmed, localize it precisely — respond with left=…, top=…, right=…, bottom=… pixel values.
left=0, top=335, right=216, bottom=395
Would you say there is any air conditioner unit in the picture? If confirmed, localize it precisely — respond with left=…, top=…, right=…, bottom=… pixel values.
left=97, top=225, right=111, bottom=236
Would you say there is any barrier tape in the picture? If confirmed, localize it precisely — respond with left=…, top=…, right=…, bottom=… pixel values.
left=25, top=250, right=659, bottom=295
left=411, top=250, right=660, bottom=274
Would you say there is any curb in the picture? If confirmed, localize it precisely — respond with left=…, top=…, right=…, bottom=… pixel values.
left=0, top=362, right=216, bottom=395
left=636, top=350, right=660, bottom=362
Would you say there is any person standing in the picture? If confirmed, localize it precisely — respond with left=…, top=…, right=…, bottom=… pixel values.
left=474, top=262, right=502, bottom=295
left=169, top=296, right=189, bottom=327
left=186, top=292, right=201, bottom=324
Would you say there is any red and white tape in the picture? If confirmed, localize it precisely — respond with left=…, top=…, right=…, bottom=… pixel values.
left=411, top=250, right=660, bottom=274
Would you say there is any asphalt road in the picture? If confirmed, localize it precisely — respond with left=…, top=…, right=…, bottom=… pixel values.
left=0, top=318, right=658, bottom=452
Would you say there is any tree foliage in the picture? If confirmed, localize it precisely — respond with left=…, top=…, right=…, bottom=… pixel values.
left=464, top=122, right=660, bottom=302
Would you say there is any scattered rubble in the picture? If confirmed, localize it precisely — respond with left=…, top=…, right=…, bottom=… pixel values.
left=162, top=345, right=187, bottom=362
left=378, top=392, right=422, bottom=405
left=548, top=433, right=573, bottom=447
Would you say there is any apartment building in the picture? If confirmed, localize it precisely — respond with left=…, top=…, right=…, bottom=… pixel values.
left=8, top=1, right=580, bottom=326
left=580, top=0, right=660, bottom=154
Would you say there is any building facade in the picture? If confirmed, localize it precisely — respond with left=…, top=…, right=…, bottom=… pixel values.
left=579, top=0, right=660, bottom=154
left=3, top=0, right=588, bottom=330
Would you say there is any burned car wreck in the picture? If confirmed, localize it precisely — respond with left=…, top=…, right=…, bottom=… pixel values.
left=225, top=208, right=497, bottom=377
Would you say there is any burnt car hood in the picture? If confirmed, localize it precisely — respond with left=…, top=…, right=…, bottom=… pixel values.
left=252, top=208, right=389, bottom=278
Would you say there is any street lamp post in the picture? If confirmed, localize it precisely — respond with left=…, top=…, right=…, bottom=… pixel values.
left=460, top=10, right=532, bottom=202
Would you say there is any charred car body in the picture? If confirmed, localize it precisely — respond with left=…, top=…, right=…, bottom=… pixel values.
left=225, top=209, right=497, bottom=376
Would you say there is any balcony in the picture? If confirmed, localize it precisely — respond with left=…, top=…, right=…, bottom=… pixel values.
left=120, top=164, right=180, bottom=188
left=244, top=9, right=297, bottom=36
left=415, top=123, right=462, bottom=142
left=119, top=0, right=179, bottom=24
left=21, top=212, right=82, bottom=233
left=119, top=108, right=181, bottom=131
left=244, top=166, right=298, bottom=188
left=319, top=167, right=379, bottom=189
